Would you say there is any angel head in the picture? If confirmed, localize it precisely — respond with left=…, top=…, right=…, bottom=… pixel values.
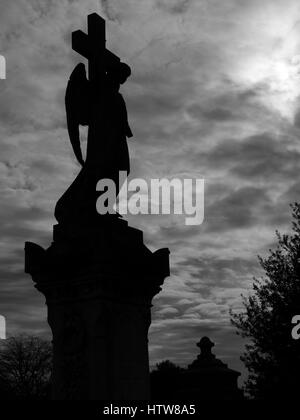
left=107, top=62, right=131, bottom=85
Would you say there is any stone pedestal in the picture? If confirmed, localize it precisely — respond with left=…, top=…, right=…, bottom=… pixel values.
left=179, top=337, right=243, bottom=401
left=25, top=217, right=169, bottom=400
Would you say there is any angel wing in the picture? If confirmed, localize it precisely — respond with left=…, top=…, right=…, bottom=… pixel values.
left=65, top=63, right=90, bottom=165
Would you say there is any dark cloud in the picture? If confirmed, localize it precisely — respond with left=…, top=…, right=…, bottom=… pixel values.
left=293, top=108, right=300, bottom=128
left=201, top=107, right=236, bottom=122
left=205, top=186, right=273, bottom=232
left=226, top=134, right=299, bottom=180
left=186, top=132, right=300, bottom=186
left=177, top=256, right=261, bottom=286
left=156, top=0, right=193, bottom=15
left=186, top=87, right=265, bottom=124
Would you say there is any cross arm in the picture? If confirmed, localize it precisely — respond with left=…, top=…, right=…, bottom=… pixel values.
left=72, top=30, right=90, bottom=59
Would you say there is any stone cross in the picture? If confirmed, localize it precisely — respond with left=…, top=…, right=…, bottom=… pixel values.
left=72, top=13, right=120, bottom=91
left=71, top=13, right=121, bottom=164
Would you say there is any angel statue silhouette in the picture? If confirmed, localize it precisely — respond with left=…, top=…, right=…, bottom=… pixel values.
left=54, top=60, right=133, bottom=225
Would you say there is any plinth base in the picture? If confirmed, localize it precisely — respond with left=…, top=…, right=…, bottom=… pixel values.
left=25, top=216, right=169, bottom=400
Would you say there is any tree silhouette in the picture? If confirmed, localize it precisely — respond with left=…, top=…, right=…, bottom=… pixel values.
left=231, top=203, right=300, bottom=399
left=0, top=335, right=52, bottom=399
left=150, top=360, right=184, bottom=400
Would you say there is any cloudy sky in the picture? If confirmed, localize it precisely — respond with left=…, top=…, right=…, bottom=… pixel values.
left=2, top=0, right=300, bottom=385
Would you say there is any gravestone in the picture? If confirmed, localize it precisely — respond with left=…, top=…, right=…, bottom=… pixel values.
left=179, top=337, right=243, bottom=400
left=24, top=13, right=169, bottom=400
